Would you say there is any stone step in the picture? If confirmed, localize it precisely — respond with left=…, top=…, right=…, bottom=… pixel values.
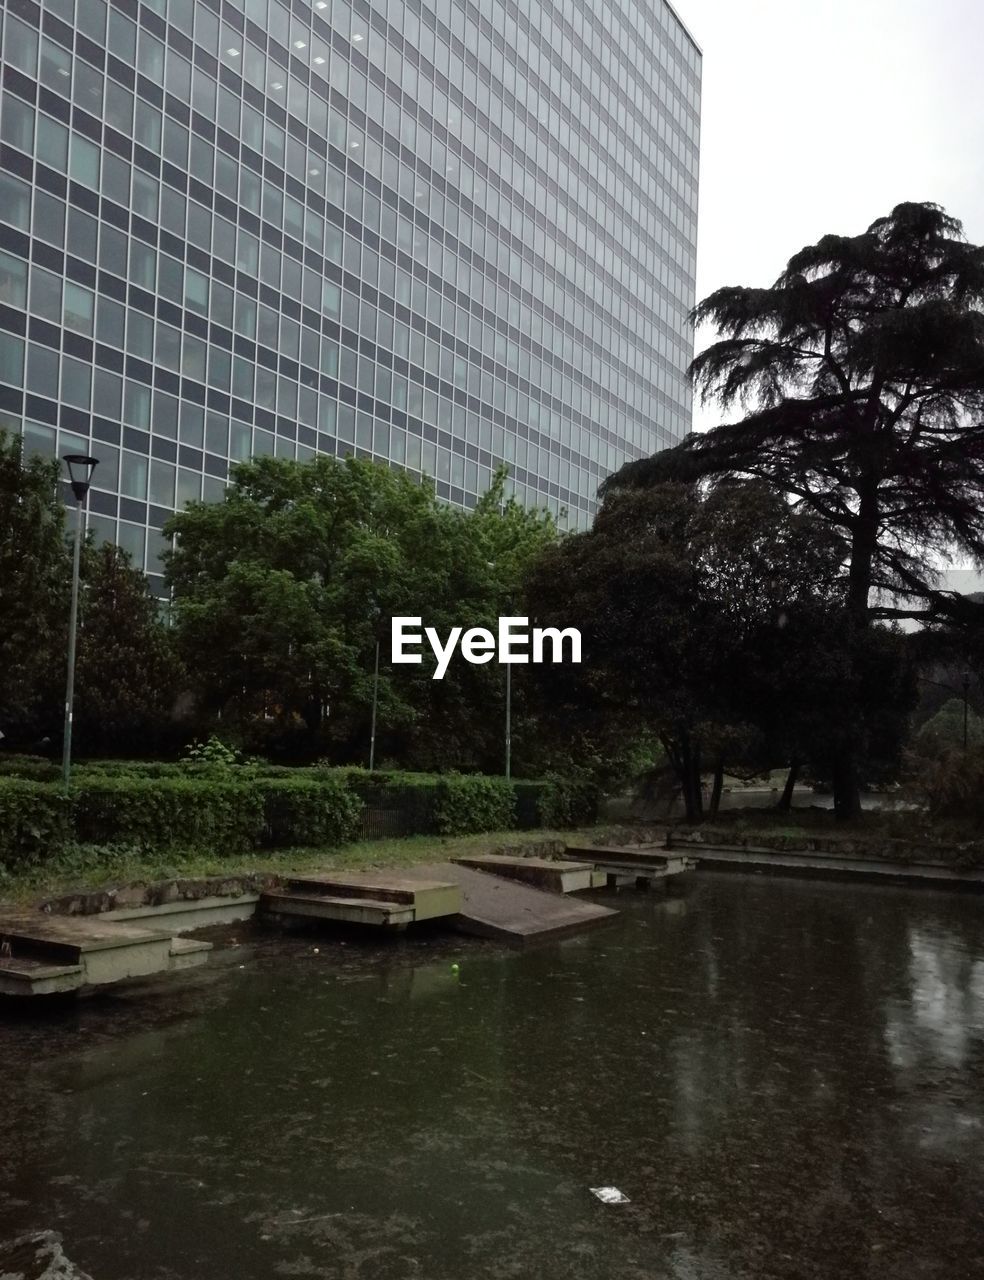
left=0, top=956, right=84, bottom=998
left=453, top=854, right=605, bottom=893
left=0, top=913, right=177, bottom=986
left=168, top=937, right=213, bottom=971
left=285, top=871, right=460, bottom=921
left=260, top=890, right=416, bottom=928
left=0, top=912, right=219, bottom=992
left=562, top=846, right=697, bottom=874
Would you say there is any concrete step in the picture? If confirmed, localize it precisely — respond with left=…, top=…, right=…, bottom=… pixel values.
left=0, top=956, right=84, bottom=997
left=285, top=871, right=460, bottom=921
left=168, top=937, right=213, bottom=971
left=260, top=890, right=416, bottom=928
left=0, top=913, right=177, bottom=986
left=453, top=854, right=604, bottom=893
left=0, top=912, right=217, bottom=993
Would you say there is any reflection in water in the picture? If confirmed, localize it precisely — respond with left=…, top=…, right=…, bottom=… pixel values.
left=2, top=874, right=984, bottom=1279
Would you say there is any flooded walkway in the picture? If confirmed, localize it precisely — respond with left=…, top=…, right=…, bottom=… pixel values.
left=1, top=873, right=983, bottom=1279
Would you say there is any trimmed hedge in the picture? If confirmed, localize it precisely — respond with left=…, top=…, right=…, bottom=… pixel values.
left=0, top=762, right=596, bottom=874
left=73, top=778, right=266, bottom=852
left=432, top=774, right=516, bottom=835
left=260, top=777, right=361, bottom=847
left=0, top=779, right=74, bottom=871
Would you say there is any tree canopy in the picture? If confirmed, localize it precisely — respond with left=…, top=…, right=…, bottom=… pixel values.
left=525, top=480, right=850, bottom=819
left=608, top=203, right=984, bottom=625
left=165, top=456, right=556, bottom=766
left=605, top=202, right=984, bottom=816
left=0, top=431, right=68, bottom=746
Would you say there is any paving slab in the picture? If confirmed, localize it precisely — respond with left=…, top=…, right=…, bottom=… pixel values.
left=403, top=862, right=616, bottom=945
left=0, top=912, right=172, bottom=956
left=0, top=956, right=84, bottom=997
left=453, top=853, right=601, bottom=893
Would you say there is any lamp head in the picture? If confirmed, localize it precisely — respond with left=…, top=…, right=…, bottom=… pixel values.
left=63, top=454, right=99, bottom=501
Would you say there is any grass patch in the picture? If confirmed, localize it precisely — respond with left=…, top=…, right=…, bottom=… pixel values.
left=0, top=826, right=606, bottom=908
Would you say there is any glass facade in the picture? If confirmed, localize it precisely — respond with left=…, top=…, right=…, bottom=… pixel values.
left=0, top=0, right=700, bottom=592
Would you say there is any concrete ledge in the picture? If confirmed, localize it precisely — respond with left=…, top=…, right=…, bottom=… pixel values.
left=107, top=893, right=261, bottom=933
left=688, top=843, right=984, bottom=885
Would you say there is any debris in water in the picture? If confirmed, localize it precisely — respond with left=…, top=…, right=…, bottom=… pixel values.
left=590, top=1186, right=630, bottom=1204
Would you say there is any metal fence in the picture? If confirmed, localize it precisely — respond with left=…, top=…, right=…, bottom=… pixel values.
left=358, top=806, right=415, bottom=841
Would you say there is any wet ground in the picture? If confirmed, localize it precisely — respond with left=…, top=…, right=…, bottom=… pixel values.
left=1, top=871, right=983, bottom=1279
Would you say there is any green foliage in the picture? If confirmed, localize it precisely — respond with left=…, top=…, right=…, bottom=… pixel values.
left=0, top=779, right=73, bottom=872
left=0, top=753, right=60, bottom=782
left=916, top=698, right=984, bottom=750
left=74, top=542, right=185, bottom=754
left=0, top=431, right=69, bottom=745
left=904, top=744, right=984, bottom=823
left=73, top=778, right=265, bottom=852
left=536, top=772, right=600, bottom=829
left=604, top=203, right=984, bottom=817
left=165, top=456, right=556, bottom=769
left=260, top=777, right=361, bottom=847
left=181, top=734, right=247, bottom=769
left=526, top=480, right=846, bottom=820
left=432, top=774, right=516, bottom=835
left=0, top=765, right=587, bottom=873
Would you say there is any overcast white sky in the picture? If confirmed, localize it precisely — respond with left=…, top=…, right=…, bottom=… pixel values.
left=676, top=0, right=984, bottom=430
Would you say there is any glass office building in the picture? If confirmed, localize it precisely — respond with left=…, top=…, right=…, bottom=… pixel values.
left=0, top=0, right=700, bottom=592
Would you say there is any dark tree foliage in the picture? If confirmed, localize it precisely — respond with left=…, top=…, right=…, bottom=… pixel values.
left=606, top=203, right=984, bottom=816
left=525, top=481, right=848, bottom=820
left=74, top=543, right=185, bottom=755
left=0, top=432, right=69, bottom=746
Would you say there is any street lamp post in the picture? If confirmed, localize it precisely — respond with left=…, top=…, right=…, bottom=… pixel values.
left=369, top=635, right=381, bottom=772
left=62, top=454, right=98, bottom=788
left=505, top=659, right=511, bottom=781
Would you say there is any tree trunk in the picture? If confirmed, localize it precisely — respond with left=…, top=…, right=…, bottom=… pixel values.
left=678, top=730, right=704, bottom=823
left=832, top=753, right=863, bottom=821
left=838, top=490, right=880, bottom=820
left=708, top=755, right=725, bottom=818
left=776, top=760, right=801, bottom=812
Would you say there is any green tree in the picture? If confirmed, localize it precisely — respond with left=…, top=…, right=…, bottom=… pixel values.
left=165, top=456, right=556, bottom=767
left=608, top=203, right=984, bottom=816
left=916, top=696, right=984, bottom=751
left=396, top=473, right=557, bottom=772
left=0, top=431, right=68, bottom=745
left=166, top=455, right=444, bottom=754
left=74, top=542, right=185, bottom=754
left=526, top=480, right=844, bottom=820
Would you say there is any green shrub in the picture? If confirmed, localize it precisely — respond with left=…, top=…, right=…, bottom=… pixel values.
left=0, top=754, right=60, bottom=782
left=339, top=769, right=440, bottom=832
left=73, top=778, right=265, bottom=852
left=259, top=777, right=361, bottom=847
left=0, top=779, right=74, bottom=871
left=904, top=744, right=984, bottom=822
left=433, top=774, right=516, bottom=835
left=181, top=734, right=248, bottom=768
left=537, top=772, right=601, bottom=828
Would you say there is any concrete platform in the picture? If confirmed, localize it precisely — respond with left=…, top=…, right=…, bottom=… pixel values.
left=284, top=871, right=461, bottom=921
left=0, top=912, right=213, bottom=996
left=453, top=853, right=605, bottom=892
left=403, top=862, right=617, bottom=945
left=681, top=842, right=984, bottom=885
left=561, top=845, right=698, bottom=888
left=260, top=889, right=416, bottom=929
left=0, top=956, right=84, bottom=998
